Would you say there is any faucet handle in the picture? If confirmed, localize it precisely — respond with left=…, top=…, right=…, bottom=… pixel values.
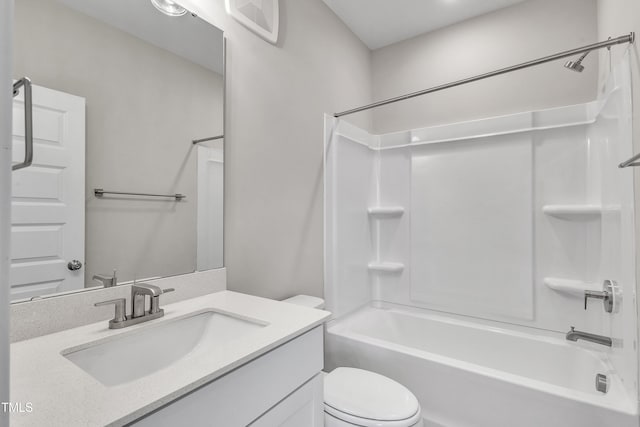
left=95, top=298, right=127, bottom=324
left=148, top=288, right=176, bottom=315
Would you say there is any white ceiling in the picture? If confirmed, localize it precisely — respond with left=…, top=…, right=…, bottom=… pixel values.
left=322, top=0, right=528, bottom=50
left=56, top=0, right=224, bottom=74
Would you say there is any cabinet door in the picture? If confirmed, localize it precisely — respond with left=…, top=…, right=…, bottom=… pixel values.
left=131, top=327, right=323, bottom=427
left=250, top=374, right=323, bottom=427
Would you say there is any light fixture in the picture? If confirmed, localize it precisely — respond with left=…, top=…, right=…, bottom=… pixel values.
left=150, top=0, right=188, bottom=17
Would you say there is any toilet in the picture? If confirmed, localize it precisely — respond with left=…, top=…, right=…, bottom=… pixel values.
left=283, top=295, right=423, bottom=427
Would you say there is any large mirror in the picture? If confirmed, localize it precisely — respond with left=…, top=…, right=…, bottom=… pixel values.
left=10, top=0, right=225, bottom=302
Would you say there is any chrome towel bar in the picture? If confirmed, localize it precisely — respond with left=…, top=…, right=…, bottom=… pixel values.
left=94, top=189, right=185, bottom=200
left=619, top=152, right=640, bottom=168
left=12, top=77, right=33, bottom=171
left=192, top=134, right=224, bottom=145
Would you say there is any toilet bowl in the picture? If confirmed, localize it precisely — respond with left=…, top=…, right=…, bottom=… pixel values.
left=282, top=296, right=423, bottom=427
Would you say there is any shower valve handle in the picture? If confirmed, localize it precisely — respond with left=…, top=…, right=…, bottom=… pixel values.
left=584, top=290, right=609, bottom=309
left=584, top=280, right=616, bottom=313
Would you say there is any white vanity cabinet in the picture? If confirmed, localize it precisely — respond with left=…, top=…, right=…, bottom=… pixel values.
left=131, top=326, right=324, bottom=427
left=11, top=292, right=330, bottom=426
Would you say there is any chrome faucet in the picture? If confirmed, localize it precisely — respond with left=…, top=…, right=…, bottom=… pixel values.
left=132, top=283, right=174, bottom=318
left=566, top=327, right=612, bottom=347
left=93, top=270, right=117, bottom=288
left=94, top=284, right=174, bottom=329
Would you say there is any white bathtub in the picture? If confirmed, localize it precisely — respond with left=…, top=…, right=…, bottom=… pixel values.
left=325, top=303, right=639, bottom=427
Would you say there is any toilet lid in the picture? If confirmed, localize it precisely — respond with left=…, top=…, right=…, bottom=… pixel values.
left=324, top=368, right=420, bottom=423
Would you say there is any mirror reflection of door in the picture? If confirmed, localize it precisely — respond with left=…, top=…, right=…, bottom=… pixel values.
left=11, top=0, right=224, bottom=302
left=10, top=84, right=86, bottom=300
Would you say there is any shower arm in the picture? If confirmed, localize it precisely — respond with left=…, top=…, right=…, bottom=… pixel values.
left=334, top=32, right=635, bottom=118
left=574, top=51, right=590, bottom=63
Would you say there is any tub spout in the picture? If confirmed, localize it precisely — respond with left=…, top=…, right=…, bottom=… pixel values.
left=566, top=327, right=612, bottom=347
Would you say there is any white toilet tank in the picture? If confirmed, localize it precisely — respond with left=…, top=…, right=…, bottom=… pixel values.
left=282, top=294, right=325, bottom=309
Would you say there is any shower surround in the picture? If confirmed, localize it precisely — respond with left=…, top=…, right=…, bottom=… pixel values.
left=324, top=55, right=638, bottom=426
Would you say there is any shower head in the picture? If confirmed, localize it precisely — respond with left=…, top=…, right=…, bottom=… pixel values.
left=564, top=60, right=585, bottom=72
left=564, top=51, right=590, bottom=73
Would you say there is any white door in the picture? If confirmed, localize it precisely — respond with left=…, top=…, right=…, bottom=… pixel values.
left=197, top=144, right=224, bottom=271
left=10, top=83, right=85, bottom=301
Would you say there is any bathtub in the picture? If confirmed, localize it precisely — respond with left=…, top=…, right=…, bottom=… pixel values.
left=324, top=303, right=639, bottom=427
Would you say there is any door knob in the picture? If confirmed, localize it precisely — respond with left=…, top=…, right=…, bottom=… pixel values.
left=67, top=260, right=83, bottom=271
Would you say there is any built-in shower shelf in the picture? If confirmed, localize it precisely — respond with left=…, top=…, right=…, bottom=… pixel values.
left=368, top=262, right=405, bottom=273
left=543, top=277, right=600, bottom=296
left=542, top=204, right=620, bottom=219
left=367, top=207, right=405, bottom=217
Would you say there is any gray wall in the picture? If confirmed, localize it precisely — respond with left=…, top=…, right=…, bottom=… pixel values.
left=183, top=0, right=601, bottom=301
left=182, top=0, right=374, bottom=300
left=13, top=0, right=224, bottom=284
left=371, top=0, right=599, bottom=134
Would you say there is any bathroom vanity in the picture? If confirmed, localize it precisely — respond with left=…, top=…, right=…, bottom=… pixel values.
left=10, top=291, right=330, bottom=426
left=2, top=2, right=330, bottom=424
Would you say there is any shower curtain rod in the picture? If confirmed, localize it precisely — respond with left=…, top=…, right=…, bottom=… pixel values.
left=334, top=32, right=635, bottom=118
left=192, top=135, right=224, bottom=145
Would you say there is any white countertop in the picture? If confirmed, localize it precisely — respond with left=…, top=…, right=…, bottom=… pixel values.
left=10, top=291, right=331, bottom=426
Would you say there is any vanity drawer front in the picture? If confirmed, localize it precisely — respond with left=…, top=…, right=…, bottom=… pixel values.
left=130, top=326, right=323, bottom=427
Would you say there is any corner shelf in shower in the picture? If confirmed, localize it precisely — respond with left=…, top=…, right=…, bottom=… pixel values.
left=542, top=204, right=620, bottom=219
left=367, top=207, right=405, bottom=218
left=543, top=277, right=600, bottom=296
left=368, top=262, right=405, bottom=273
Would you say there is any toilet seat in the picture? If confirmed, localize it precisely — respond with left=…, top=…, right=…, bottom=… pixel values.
left=324, top=368, right=422, bottom=427
left=325, top=405, right=422, bottom=427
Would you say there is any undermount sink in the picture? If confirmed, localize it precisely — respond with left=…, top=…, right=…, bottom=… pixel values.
left=62, top=310, right=266, bottom=387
